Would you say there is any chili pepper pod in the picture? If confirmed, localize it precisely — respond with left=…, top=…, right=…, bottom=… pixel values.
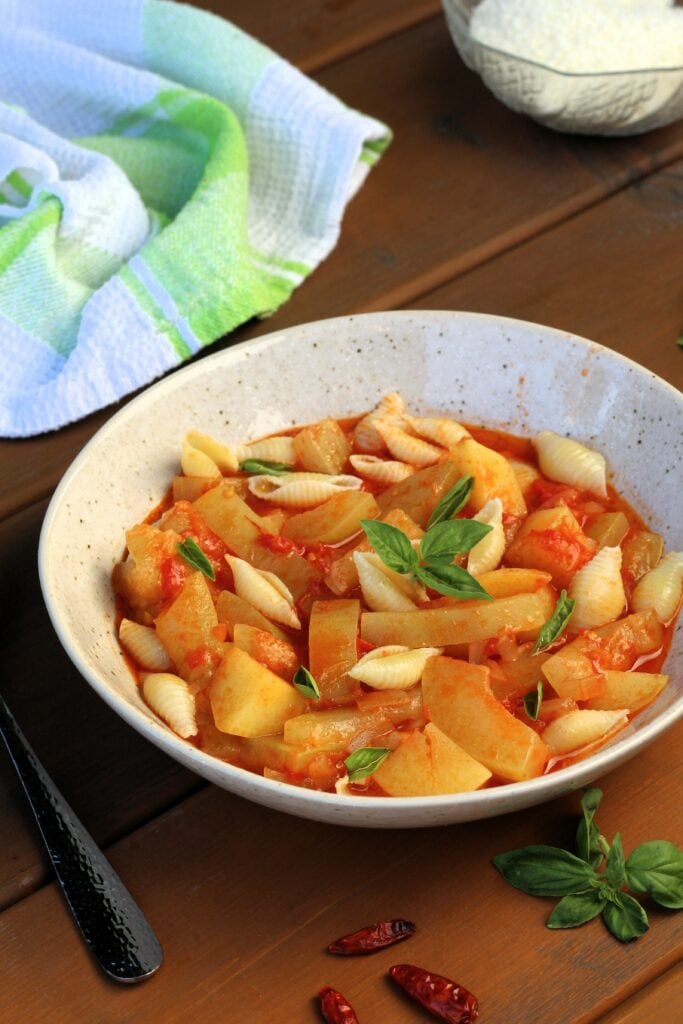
left=318, top=986, right=360, bottom=1024
left=328, top=918, right=416, bottom=955
left=389, top=964, right=479, bottom=1024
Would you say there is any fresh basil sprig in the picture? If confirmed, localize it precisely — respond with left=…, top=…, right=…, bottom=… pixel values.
left=240, top=459, right=292, bottom=476
left=359, top=514, right=493, bottom=601
left=522, top=680, right=544, bottom=721
left=533, top=590, right=575, bottom=653
left=493, top=788, right=683, bottom=942
left=293, top=666, right=320, bottom=700
left=426, top=475, right=474, bottom=529
left=344, top=747, right=391, bottom=782
left=176, top=537, right=215, bottom=580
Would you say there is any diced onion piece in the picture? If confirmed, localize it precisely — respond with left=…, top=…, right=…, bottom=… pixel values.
left=349, top=454, right=415, bottom=484
left=568, top=546, right=626, bottom=632
left=353, top=552, right=421, bottom=611
left=143, top=673, right=197, bottom=738
left=247, top=473, right=361, bottom=508
left=631, top=551, right=683, bottom=623
left=226, top=555, right=301, bottom=629
left=467, top=498, right=505, bottom=576
left=119, top=618, right=172, bottom=672
left=375, top=421, right=443, bottom=467
left=533, top=430, right=607, bottom=497
left=407, top=416, right=470, bottom=447
left=181, top=439, right=222, bottom=479
left=354, top=393, right=406, bottom=453
left=542, top=709, right=628, bottom=756
left=348, top=645, right=443, bottom=689
left=186, top=430, right=239, bottom=472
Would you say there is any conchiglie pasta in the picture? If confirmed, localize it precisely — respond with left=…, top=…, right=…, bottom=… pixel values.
left=568, top=546, right=626, bottom=632
left=349, top=454, right=415, bottom=484
left=467, top=498, right=505, bottom=577
left=143, top=672, right=198, bottom=738
left=542, top=709, right=628, bottom=756
left=631, top=551, right=683, bottom=623
left=353, top=551, right=422, bottom=611
left=348, top=645, right=442, bottom=689
left=226, top=555, right=301, bottom=629
left=407, top=416, right=470, bottom=448
left=119, top=618, right=172, bottom=672
left=533, top=430, right=607, bottom=497
left=508, top=459, right=540, bottom=493
left=181, top=439, right=222, bottom=479
left=185, top=430, right=239, bottom=473
left=237, top=435, right=296, bottom=465
left=353, top=392, right=406, bottom=453
left=248, top=473, right=361, bottom=508
left=375, top=421, right=443, bottom=467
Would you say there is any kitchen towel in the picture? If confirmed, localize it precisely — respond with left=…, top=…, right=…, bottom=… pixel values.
left=0, top=0, right=390, bottom=436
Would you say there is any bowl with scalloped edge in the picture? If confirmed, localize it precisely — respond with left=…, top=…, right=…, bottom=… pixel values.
left=442, top=0, right=683, bottom=136
left=38, top=311, right=683, bottom=828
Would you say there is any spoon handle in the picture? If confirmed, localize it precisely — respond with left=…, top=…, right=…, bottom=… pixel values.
left=0, top=693, right=162, bottom=982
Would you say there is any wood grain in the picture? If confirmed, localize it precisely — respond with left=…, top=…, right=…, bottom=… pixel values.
left=2, top=18, right=683, bottom=519
left=0, top=724, right=680, bottom=1023
left=593, top=964, right=683, bottom=1024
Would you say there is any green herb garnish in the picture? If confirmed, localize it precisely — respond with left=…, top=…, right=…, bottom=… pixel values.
left=293, top=666, right=320, bottom=700
left=533, top=590, right=575, bottom=653
left=345, top=747, right=391, bottom=782
left=359, top=509, right=493, bottom=602
left=176, top=537, right=215, bottom=580
left=522, top=680, right=544, bottom=721
left=493, top=788, right=683, bottom=942
left=240, top=459, right=293, bottom=475
left=426, top=475, right=474, bottom=528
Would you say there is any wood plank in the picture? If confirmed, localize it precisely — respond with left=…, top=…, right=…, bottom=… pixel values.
left=0, top=501, right=202, bottom=912
left=592, top=964, right=683, bottom=1024
left=0, top=723, right=680, bottom=1022
left=410, top=160, right=683, bottom=392
left=3, top=18, right=683, bottom=520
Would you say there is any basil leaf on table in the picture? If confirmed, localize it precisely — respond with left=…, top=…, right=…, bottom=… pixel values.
left=293, top=666, right=320, bottom=700
left=414, top=563, right=493, bottom=601
left=605, top=833, right=627, bottom=890
left=601, top=891, right=650, bottom=942
left=426, top=475, right=474, bottom=528
left=576, top=787, right=604, bottom=869
left=625, top=840, right=683, bottom=909
left=419, top=518, right=492, bottom=561
left=345, top=747, right=391, bottom=782
left=492, top=845, right=599, bottom=897
left=176, top=537, right=215, bottom=580
left=546, top=890, right=605, bottom=930
left=523, top=681, right=544, bottom=721
left=240, top=459, right=292, bottom=475
left=360, top=520, right=417, bottom=574
left=533, top=590, right=575, bottom=653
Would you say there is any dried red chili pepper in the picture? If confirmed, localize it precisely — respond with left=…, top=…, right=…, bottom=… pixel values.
left=318, top=986, right=360, bottom=1024
left=389, top=964, right=478, bottom=1024
left=328, top=918, right=416, bottom=955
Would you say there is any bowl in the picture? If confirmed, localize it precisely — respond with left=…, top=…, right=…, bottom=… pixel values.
left=442, top=0, right=683, bottom=136
left=39, top=311, right=683, bottom=828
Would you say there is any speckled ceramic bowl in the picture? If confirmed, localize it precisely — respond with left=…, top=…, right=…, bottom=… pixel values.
left=39, top=311, right=682, bottom=828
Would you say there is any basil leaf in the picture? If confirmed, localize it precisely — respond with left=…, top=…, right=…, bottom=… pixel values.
left=344, top=747, right=391, bottom=782
left=426, top=475, right=474, bottom=528
left=523, top=680, right=544, bottom=721
left=605, top=833, right=626, bottom=890
left=360, top=519, right=417, bottom=574
left=414, top=563, right=493, bottom=601
left=492, top=845, right=600, bottom=897
left=176, top=538, right=215, bottom=580
left=240, top=459, right=292, bottom=475
left=419, top=519, right=492, bottom=561
left=293, top=666, right=320, bottom=700
left=533, top=590, right=575, bottom=653
left=625, top=840, right=683, bottom=909
left=547, top=889, right=605, bottom=930
left=601, top=891, right=649, bottom=943
left=576, top=787, right=604, bottom=868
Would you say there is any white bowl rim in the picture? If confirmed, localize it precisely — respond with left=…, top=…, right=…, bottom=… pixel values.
left=38, top=309, right=683, bottom=821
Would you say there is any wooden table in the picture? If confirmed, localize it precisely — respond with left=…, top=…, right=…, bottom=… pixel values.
left=1, top=3, right=681, bottom=1021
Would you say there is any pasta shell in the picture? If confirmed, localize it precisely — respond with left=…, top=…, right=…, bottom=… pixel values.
left=509, top=459, right=540, bottom=493
left=335, top=774, right=352, bottom=796
left=467, top=498, right=505, bottom=577
left=353, top=393, right=406, bottom=453
left=631, top=551, right=683, bottom=623
left=226, top=554, right=301, bottom=629
left=185, top=430, right=239, bottom=473
left=349, top=645, right=443, bottom=689
left=568, top=546, right=626, bottom=632
left=353, top=551, right=423, bottom=611
left=248, top=473, right=362, bottom=508
left=407, top=416, right=470, bottom=447
left=374, top=421, right=442, bottom=467
left=181, top=439, right=222, bottom=480
left=349, top=454, right=415, bottom=484
left=533, top=431, right=607, bottom=497
left=237, top=436, right=296, bottom=465
left=119, top=618, right=173, bottom=672
left=543, top=708, right=628, bottom=756
left=143, top=672, right=198, bottom=738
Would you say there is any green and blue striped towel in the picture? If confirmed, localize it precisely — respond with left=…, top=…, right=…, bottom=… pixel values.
left=0, top=0, right=390, bottom=436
